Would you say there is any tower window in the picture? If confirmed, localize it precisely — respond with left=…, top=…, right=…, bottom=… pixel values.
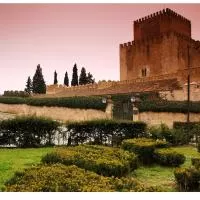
left=141, top=68, right=147, bottom=77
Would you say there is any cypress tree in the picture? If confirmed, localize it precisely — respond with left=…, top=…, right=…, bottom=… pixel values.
left=86, top=72, right=95, bottom=84
left=64, top=71, right=69, bottom=86
left=32, top=64, right=46, bottom=94
left=79, top=67, right=87, bottom=85
left=71, top=63, right=78, bottom=86
left=54, top=70, right=58, bottom=84
left=24, top=76, right=32, bottom=94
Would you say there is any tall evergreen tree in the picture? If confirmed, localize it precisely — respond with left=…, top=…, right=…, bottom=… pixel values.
left=24, top=76, right=32, bottom=94
left=54, top=70, right=58, bottom=84
left=79, top=67, right=87, bottom=85
left=71, top=63, right=78, bottom=86
left=32, top=64, right=46, bottom=94
left=64, top=71, right=69, bottom=86
left=86, top=72, right=95, bottom=84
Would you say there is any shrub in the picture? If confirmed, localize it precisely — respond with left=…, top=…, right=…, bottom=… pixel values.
left=153, top=148, right=185, bottom=167
left=191, top=158, right=200, bottom=169
left=66, top=119, right=147, bottom=146
left=0, top=96, right=106, bottom=111
left=149, top=124, right=192, bottom=145
left=4, top=164, right=162, bottom=192
left=3, top=90, right=30, bottom=98
left=139, top=100, right=200, bottom=114
left=174, top=167, right=200, bottom=191
left=42, top=145, right=138, bottom=177
left=0, top=116, right=60, bottom=147
left=121, top=138, right=167, bottom=164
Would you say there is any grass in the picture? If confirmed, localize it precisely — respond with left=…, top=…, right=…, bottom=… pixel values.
left=131, top=145, right=200, bottom=191
left=0, top=145, right=199, bottom=192
left=0, top=147, right=53, bottom=190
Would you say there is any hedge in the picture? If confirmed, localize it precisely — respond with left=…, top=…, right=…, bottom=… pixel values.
left=149, top=124, right=193, bottom=145
left=41, top=145, right=138, bottom=177
left=174, top=166, right=200, bottom=191
left=191, top=158, right=200, bottom=169
left=3, top=91, right=30, bottom=98
left=112, top=93, right=200, bottom=114
left=0, top=116, right=60, bottom=147
left=0, top=96, right=106, bottom=111
left=65, top=119, right=147, bottom=146
left=138, top=100, right=200, bottom=113
left=4, top=164, right=162, bottom=192
left=121, top=138, right=168, bottom=164
left=153, top=148, right=185, bottom=167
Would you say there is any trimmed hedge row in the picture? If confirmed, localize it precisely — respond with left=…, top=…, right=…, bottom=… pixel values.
left=139, top=100, right=200, bottom=113
left=4, top=164, right=162, bottom=192
left=42, top=145, right=138, bottom=177
left=153, top=148, right=185, bottom=167
left=3, top=91, right=30, bottom=98
left=174, top=157, right=200, bottom=191
left=66, top=120, right=147, bottom=146
left=122, top=138, right=185, bottom=167
left=121, top=138, right=168, bottom=164
left=0, top=116, right=60, bottom=147
left=0, top=96, right=106, bottom=111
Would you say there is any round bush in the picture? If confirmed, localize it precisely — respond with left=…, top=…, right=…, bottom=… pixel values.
left=121, top=138, right=167, bottom=164
left=4, top=164, right=144, bottom=192
left=154, top=148, right=185, bottom=167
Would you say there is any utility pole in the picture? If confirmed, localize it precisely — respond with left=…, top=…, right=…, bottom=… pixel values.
left=187, top=45, right=190, bottom=123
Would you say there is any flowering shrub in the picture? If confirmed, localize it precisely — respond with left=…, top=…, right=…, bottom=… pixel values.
left=121, top=138, right=167, bottom=164
left=153, top=148, right=185, bottom=167
left=4, top=164, right=162, bottom=192
left=42, top=145, right=138, bottom=177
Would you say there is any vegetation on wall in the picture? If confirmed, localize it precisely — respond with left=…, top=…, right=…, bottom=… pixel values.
left=0, top=96, right=106, bottom=111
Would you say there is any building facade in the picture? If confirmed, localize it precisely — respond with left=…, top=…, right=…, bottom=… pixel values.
left=120, top=8, right=200, bottom=83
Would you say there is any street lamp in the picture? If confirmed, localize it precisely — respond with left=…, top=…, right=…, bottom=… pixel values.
left=130, top=93, right=141, bottom=121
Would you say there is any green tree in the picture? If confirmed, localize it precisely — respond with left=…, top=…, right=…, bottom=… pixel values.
left=32, top=64, right=46, bottom=94
left=71, top=63, right=78, bottom=86
left=54, top=70, right=58, bottom=85
left=86, top=72, right=95, bottom=84
left=79, top=67, right=87, bottom=85
left=64, top=71, right=69, bottom=86
left=24, top=76, right=32, bottom=94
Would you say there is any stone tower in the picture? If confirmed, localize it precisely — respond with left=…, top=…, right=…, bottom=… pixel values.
left=120, top=8, right=200, bottom=83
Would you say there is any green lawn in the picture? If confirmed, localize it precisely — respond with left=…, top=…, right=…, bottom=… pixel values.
left=131, top=145, right=200, bottom=192
left=0, top=147, right=53, bottom=190
left=0, top=145, right=199, bottom=192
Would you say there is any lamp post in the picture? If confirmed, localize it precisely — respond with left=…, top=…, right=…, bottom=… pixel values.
left=130, top=93, right=141, bottom=121
left=102, top=95, right=113, bottom=119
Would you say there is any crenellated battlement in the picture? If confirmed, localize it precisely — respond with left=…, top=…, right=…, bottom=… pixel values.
left=133, top=8, right=191, bottom=41
left=134, top=8, right=190, bottom=25
left=120, top=31, right=194, bottom=50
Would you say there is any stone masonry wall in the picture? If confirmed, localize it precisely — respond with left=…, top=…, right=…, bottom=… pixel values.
left=0, top=103, right=109, bottom=122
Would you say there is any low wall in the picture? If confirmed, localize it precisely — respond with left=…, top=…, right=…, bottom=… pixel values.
left=140, top=112, right=200, bottom=128
left=0, top=103, right=199, bottom=128
left=0, top=103, right=109, bottom=122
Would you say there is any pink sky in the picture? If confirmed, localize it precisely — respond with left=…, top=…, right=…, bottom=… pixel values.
left=0, top=4, right=200, bottom=93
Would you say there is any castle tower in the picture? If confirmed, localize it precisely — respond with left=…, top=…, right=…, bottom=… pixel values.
left=120, top=8, right=200, bottom=83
